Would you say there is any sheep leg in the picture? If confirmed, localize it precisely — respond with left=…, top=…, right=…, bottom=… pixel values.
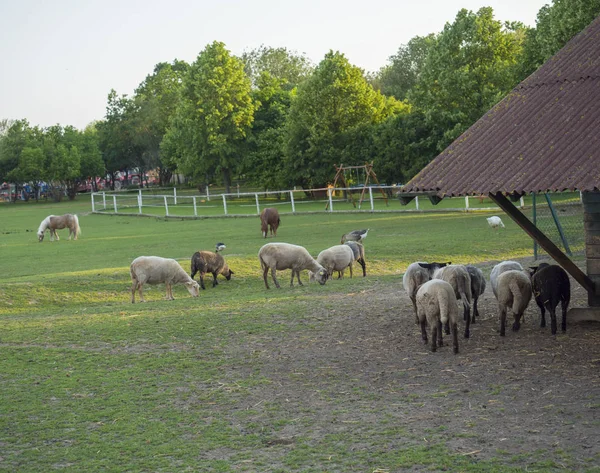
left=499, top=305, right=507, bottom=336
left=443, top=321, right=450, bottom=335
left=165, top=283, right=171, bottom=300
left=548, top=305, right=558, bottom=335
left=472, top=295, right=478, bottom=323
left=536, top=298, right=546, bottom=327
left=410, top=297, right=419, bottom=325
left=437, top=320, right=443, bottom=347
left=464, top=306, right=471, bottom=339
left=212, top=272, right=218, bottom=287
left=512, top=312, right=521, bottom=332
left=452, top=323, right=459, bottom=354
left=138, top=283, right=145, bottom=303
left=271, top=268, right=281, bottom=289
left=131, top=281, right=138, bottom=303
left=199, top=273, right=206, bottom=290
left=349, top=263, right=353, bottom=279
left=420, top=319, right=428, bottom=344
left=358, top=257, right=366, bottom=277
left=262, top=266, right=270, bottom=289
left=296, top=271, right=303, bottom=286
left=431, top=323, right=438, bottom=352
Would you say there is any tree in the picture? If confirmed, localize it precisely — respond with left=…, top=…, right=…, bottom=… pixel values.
left=284, top=51, right=401, bottom=188
left=0, top=120, right=36, bottom=202
left=164, top=41, right=256, bottom=192
left=373, top=35, right=436, bottom=100
left=410, top=7, right=527, bottom=151
left=241, top=45, right=313, bottom=89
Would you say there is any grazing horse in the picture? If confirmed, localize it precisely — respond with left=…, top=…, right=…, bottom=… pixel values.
left=37, top=214, right=81, bottom=242
left=260, top=207, right=280, bottom=238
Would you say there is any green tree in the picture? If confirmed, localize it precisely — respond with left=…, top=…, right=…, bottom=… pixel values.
left=284, top=51, right=399, bottom=188
left=241, top=45, right=313, bottom=89
left=410, top=7, right=526, bottom=151
left=0, top=120, right=37, bottom=202
left=164, top=41, right=256, bottom=192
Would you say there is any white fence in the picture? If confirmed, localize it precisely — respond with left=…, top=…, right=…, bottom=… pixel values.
left=91, top=186, right=521, bottom=218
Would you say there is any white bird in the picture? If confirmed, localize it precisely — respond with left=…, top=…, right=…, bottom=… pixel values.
left=487, top=216, right=505, bottom=230
left=215, top=242, right=226, bottom=252
left=341, top=229, right=369, bottom=244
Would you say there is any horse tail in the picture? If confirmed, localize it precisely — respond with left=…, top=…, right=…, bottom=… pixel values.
left=73, top=214, right=81, bottom=238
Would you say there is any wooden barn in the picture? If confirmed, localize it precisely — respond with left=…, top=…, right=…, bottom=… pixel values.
left=400, top=15, right=600, bottom=319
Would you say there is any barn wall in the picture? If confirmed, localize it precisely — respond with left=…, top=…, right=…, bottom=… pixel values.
left=583, top=191, right=600, bottom=306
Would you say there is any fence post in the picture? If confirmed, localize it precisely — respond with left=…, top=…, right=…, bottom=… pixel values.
left=369, top=187, right=374, bottom=212
left=91, top=193, right=95, bottom=212
left=290, top=190, right=295, bottom=213
left=206, top=185, right=210, bottom=202
left=102, top=192, right=106, bottom=210
left=138, top=191, right=142, bottom=214
left=173, top=187, right=177, bottom=206
left=520, top=196, right=525, bottom=208
left=328, top=188, right=334, bottom=212
left=255, top=193, right=260, bottom=215
left=193, top=196, right=197, bottom=216
left=415, top=196, right=419, bottom=211
left=113, top=195, right=118, bottom=213
left=164, top=195, right=169, bottom=216
left=465, top=196, right=469, bottom=211
left=545, top=193, right=572, bottom=256
left=222, top=194, right=228, bottom=215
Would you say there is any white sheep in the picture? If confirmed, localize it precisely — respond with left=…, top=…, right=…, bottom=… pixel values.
left=487, top=216, right=505, bottom=230
left=130, top=256, right=200, bottom=303
left=403, top=262, right=450, bottom=324
left=490, top=261, right=524, bottom=298
left=416, top=279, right=459, bottom=354
left=433, top=265, right=472, bottom=338
left=465, top=265, right=486, bottom=322
left=496, top=270, right=532, bottom=336
left=258, top=242, right=328, bottom=289
left=311, top=244, right=355, bottom=279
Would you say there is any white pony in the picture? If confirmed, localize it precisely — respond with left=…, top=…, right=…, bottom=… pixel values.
left=37, top=214, right=81, bottom=242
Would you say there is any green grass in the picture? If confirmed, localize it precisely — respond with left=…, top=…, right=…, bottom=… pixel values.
left=0, top=199, right=591, bottom=472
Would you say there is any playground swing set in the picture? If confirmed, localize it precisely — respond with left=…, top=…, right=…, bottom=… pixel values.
left=325, top=162, right=388, bottom=209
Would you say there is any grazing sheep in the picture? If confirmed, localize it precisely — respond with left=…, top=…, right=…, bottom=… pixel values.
left=402, top=261, right=450, bottom=324
left=130, top=256, right=200, bottom=303
left=191, top=251, right=234, bottom=290
left=487, top=216, right=505, bottom=230
left=490, top=261, right=524, bottom=298
left=496, top=270, right=532, bottom=336
left=530, top=264, right=571, bottom=335
left=258, top=242, right=327, bottom=289
left=340, top=228, right=369, bottom=244
left=260, top=208, right=280, bottom=238
left=416, top=279, right=459, bottom=354
left=311, top=244, right=355, bottom=280
left=433, top=265, right=472, bottom=338
left=465, top=265, right=486, bottom=322
left=343, top=241, right=366, bottom=277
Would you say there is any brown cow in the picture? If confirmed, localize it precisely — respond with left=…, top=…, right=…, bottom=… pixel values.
left=260, top=208, right=280, bottom=238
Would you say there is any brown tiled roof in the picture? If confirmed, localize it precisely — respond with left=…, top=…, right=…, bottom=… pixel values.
left=403, top=15, right=600, bottom=197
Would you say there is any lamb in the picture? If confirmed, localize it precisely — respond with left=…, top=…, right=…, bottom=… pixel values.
left=496, top=270, right=532, bottom=336
left=465, top=265, right=486, bottom=322
left=343, top=241, right=366, bottom=277
left=402, top=261, right=450, bottom=324
left=260, top=207, right=280, bottom=238
left=416, top=279, right=459, bottom=354
left=190, top=251, right=234, bottom=290
left=310, top=244, right=355, bottom=280
left=258, top=242, right=328, bottom=289
left=529, top=263, right=571, bottom=335
left=340, top=229, right=369, bottom=244
left=487, top=216, right=505, bottom=230
left=130, top=256, right=200, bottom=303
left=490, top=261, right=524, bottom=298
left=433, top=265, right=472, bottom=338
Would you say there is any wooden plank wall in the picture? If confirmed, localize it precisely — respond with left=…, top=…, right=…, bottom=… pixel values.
left=583, top=191, right=600, bottom=306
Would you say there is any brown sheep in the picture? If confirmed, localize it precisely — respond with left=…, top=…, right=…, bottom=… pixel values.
left=260, top=208, right=280, bottom=238
left=190, top=251, right=234, bottom=290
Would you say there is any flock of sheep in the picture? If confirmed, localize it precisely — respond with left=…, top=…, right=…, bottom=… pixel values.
left=126, top=208, right=571, bottom=356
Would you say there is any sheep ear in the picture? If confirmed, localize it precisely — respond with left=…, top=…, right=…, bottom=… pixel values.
left=229, top=270, right=235, bottom=274
left=418, top=263, right=431, bottom=269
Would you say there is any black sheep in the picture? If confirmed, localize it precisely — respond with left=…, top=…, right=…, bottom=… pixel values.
left=529, top=263, right=571, bottom=335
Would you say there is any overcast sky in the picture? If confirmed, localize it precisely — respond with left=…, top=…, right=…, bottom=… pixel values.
left=0, top=0, right=548, bottom=130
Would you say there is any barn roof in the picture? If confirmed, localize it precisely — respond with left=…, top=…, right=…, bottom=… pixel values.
left=403, top=15, right=600, bottom=197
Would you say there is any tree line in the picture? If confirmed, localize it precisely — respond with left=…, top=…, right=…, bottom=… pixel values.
left=1, top=0, right=598, bottom=200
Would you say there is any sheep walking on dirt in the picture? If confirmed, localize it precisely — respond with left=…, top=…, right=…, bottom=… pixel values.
left=416, top=279, right=459, bottom=354
left=130, top=256, right=200, bottom=303
left=191, top=251, right=234, bottom=290
left=466, top=265, right=486, bottom=322
left=433, top=265, right=472, bottom=338
left=530, top=263, right=571, bottom=335
left=258, top=242, right=327, bottom=289
left=496, top=270, right=532, bottom=336
left=491, top=261, right=524, bottom=298
left=260, top=208, right=280, bottom=238
left=403, top=262, right=450, bottom=324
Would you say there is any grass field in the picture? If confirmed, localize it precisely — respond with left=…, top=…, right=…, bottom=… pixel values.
left=1, top=199, right=594, bottom=472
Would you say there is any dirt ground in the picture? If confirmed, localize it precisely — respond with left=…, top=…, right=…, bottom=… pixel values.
left=223, top=256, right=600, bottom=471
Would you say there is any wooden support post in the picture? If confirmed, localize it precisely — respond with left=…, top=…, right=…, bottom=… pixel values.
left=582, top=191, right=600, bottom=307
left=489, top=192, right=595, bottom=295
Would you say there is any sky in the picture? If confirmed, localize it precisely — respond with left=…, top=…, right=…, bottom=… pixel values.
left=0, top=0, right=549, bottom=130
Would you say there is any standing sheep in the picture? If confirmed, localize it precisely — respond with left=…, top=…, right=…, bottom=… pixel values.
left=130, top=256, right=200, bottom=303
left=496, top=270, right=532, bottom=336
left=260, top=208, right=280, bottom=238
left=530, top=263, right=571, bottom=335
left=465, top=265, right=486, bottom=322
left=416, top=279, right=459, bottom=354
left=258, top=242, right=327, bottom=289
left=343, top=241, right=366, bottom=277
left=433, top=265, right=472, bottom=338
left=487, top=216, right=505, bottom=230
left=490, top=261, right=524, bottom=298
left=190, top=251, right=234, bottom=290
left=312, top=244, right=355, bottom=279
left=403, top=262, right=450, bottom=324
